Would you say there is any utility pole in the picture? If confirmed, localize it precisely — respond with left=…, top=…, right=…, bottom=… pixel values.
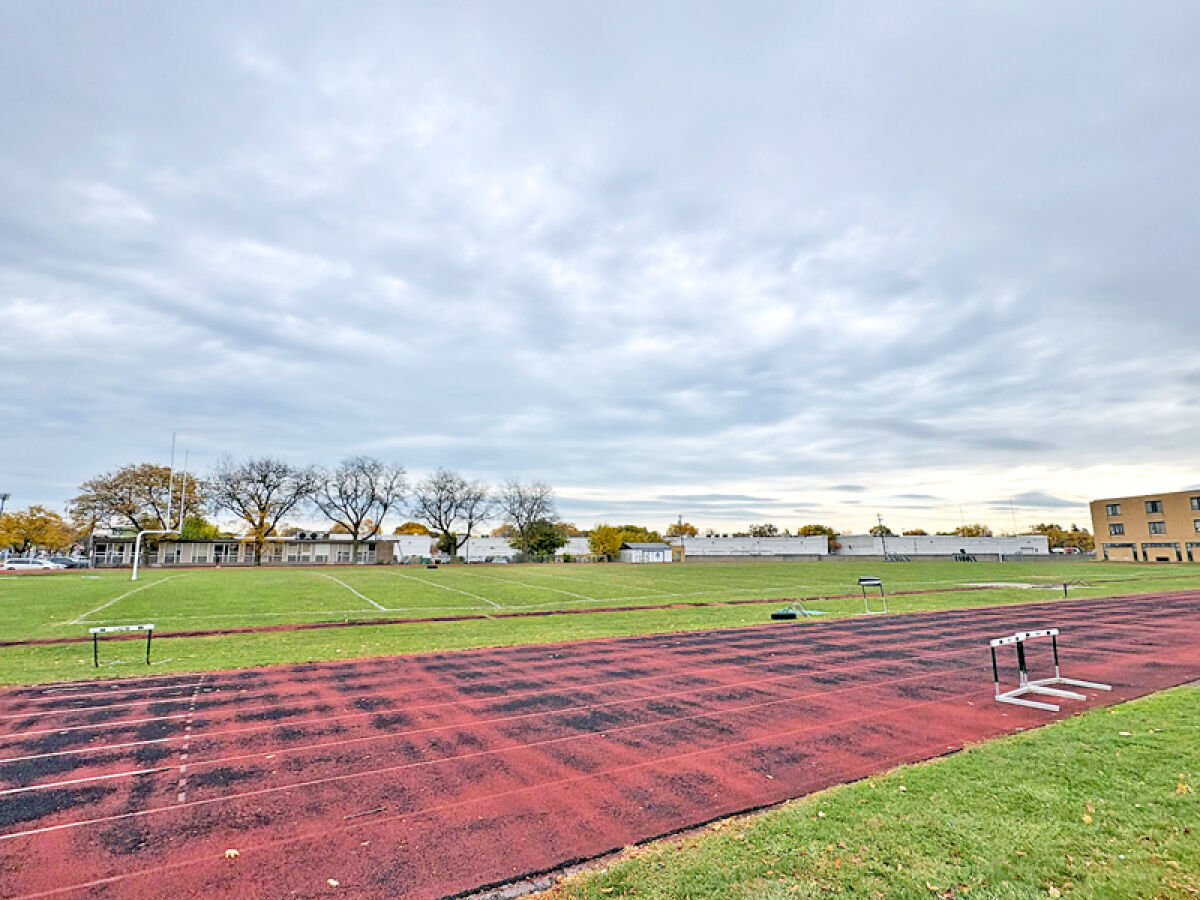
left=876, top=513, right=889, bottom=559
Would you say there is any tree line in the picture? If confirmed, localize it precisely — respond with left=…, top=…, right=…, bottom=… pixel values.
left=8, top=457, right=574, bottom=564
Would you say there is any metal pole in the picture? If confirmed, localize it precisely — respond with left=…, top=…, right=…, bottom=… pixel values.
left=93, top=632, right=99, bottom=668
left=1052, top=633, right=1061, bottom=680
left=132, top=532, right=144, bottom=581
left=165, top=432, right=176, bottom=532
left=990, top=645, right=1000, bottom=699
left=146, top=629, right=153, bottom=665
left=1016, top=639, right=1029, bottom=688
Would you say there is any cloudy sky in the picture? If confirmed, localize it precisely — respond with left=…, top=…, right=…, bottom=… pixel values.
left=1, top=2, right=1198, bottom=534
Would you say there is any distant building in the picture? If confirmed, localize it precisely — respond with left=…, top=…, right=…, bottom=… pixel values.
left=91, top=533, right=431, bottom=568
left=1089, top=488, right=1200, bottom=562
left=618, top=542, right=672, bottom=563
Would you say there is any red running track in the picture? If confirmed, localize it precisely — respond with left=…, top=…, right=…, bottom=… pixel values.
left=0, top=591, right=1198, bottom=899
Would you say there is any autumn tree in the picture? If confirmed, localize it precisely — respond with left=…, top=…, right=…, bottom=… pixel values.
left=588, top=524, right=664, bottom=560
left=797, top=523, right=840, bottom=552
left=0, top=506, right=76, bottom=553
left=71, top=463, right=206, bottom=532
left=902, top=529, right=929, bottom=536
left=209, top=456, right=320, bottom=564
left=1030, top=523, right=1095, bottom=552
left=556, top=522, right=586, bottom=538
left=314, top=457, right=407, bottom=565
left=410, top=469, right=492, bottom=558
left=498, top=480, right=559, bottom=557
left=939, top=523, right=993, bottom=538
left=666, top=521, right=699, bottom=538
left=869, top=523, right=894, bottom=536
left=179, top=515, right=223, bottom=540
left=394, top=521, right=432, bottom=535
left=748, top=523, right=779, bottom=537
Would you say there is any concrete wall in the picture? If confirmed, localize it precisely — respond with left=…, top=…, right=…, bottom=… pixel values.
left=835, top=534, right=1050, bottom=557
left=668, top=536, right=829, bottom=557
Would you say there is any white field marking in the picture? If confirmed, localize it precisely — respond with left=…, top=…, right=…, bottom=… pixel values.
left=312, top=573, right=387, bottom=611
left=66, top=574, right=187, bottom=626
left=38, top=678, right=204, bottom=697
left=0, top=655, right=977, bottom=797
left=0, top=687, right=211, bottom=721
left=390, top=571, right=501, bottom=608
left=456, top=570, right=599, bottom=601
left=513, top=567, right=682, bottom=596
left=76, top=604, right=491, bottom=623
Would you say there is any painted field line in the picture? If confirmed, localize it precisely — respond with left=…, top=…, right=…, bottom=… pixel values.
left=0, top=659, right=975, bottom=797
left=66, top=574, right=186, bottom=626
left=312, top=573, right=386, bottom=611
left=457, top=570, right=599, bottom=601
left=391, top=571, right=501, bottom=608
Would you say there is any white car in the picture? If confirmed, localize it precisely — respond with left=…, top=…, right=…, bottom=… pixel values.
left=1, top=558, right=66, bottom=571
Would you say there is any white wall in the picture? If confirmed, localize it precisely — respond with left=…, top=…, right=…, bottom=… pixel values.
left=835, top=534, right=1050, bottom=556
left=668, top=536, right=829, bottom=556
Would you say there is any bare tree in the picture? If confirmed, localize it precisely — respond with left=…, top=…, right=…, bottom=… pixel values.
left=209, top=456, right=320, bottom=564
left=410, top=469, right=492, bottom=558
left=313, top=457, right=407, bottom=565
left=498, top=479, right=557, bottom=556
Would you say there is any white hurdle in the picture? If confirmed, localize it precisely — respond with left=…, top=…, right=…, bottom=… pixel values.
left=989, top=628, right=1111, bottom=711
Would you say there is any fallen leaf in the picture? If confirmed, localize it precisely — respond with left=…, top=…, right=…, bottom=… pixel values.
left=1176, top=783, right=1193, bottom=795
left=327, top=879, right=340, bottom=887
left=223, top=849, right=239, bottom=860
left=1082, top=814, right=1093, bottom=824
left=1047, top=888, right=1061, bottom=898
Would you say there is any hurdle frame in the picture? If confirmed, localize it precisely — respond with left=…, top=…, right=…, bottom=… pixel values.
left=989, top=628, right=1111, bottom=711
left=858, top=577, right=886, bottom=614
left=90, top=624, right=156, bottom=667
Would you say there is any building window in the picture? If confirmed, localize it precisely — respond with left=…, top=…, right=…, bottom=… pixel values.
left=1195, top=519, right=1200, bottom=533
left=1145, top=500, right=1163, bottom=514
left=1105, top=503, right=1121, bottom=516
left=1148, top=521, right=1167, bottom=535
left=1109, top=523, right=1125, bottom=536
left=1192, top=497, right=1200, bottom=511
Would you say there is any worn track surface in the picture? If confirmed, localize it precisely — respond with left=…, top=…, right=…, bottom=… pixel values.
left=1, top=591, right=1198, bottom=899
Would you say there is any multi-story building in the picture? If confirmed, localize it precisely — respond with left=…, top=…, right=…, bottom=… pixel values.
left=1089, top=488, right=1200, bottom=562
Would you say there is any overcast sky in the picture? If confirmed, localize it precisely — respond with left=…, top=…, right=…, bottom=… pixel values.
left=1, top=2, right=1198, bottom=534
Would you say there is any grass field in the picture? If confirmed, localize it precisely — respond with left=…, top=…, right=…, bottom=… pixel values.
left=543, top=685, right=1200, bottom=900
left=1, top=560, right=1199, bottom=685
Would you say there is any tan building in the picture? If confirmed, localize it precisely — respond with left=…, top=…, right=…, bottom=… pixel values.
left=1089, top=488, right=1200, bottom=562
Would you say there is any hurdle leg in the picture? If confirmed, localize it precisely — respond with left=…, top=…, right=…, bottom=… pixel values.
left=93, top=633, right=99, bottom=668
left=991, top=645, right=1001, bottom=700
left=1050, top=633, right=1112, bottom=691
left=145, top=630, right=153, bottom=665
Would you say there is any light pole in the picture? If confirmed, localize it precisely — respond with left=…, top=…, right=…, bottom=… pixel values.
left=0, top=492, right=9, bottom=517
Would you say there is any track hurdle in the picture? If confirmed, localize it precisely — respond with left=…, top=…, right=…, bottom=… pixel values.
left=90, top=624, right=155, bottom=667
left=989, top=628, right=1111, bottom=711
left=858, top=577, right=886, bottom=614
left=771, top=600, right=826, bottom=620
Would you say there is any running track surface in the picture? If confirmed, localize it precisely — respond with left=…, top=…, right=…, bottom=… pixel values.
left=1, top=591, right=1198, bottom=900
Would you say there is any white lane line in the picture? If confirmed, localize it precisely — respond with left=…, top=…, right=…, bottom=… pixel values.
left=312, top=573, right=387, bottom=611
left=66, top=575, right=186, bottom=626
left=176, top=677, right=204, bottom=802
left=391, top=571, right=501, bottom=608
left=456, top=570, right=598, bottom=601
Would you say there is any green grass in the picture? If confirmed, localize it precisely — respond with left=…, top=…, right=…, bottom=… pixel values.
left=1, top=560, right=1198, bottom=685
left=542, top=686, right=1200, bottom=900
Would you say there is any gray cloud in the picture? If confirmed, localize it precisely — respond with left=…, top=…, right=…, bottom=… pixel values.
left=987, top=492, right=1086, bottom=511
left=1, top=2, right=1198, bottom=530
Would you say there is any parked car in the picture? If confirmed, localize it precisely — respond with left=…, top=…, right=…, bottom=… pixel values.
left=1, top=558, right=66, bottom=571
left=48, top=556, right=91, bottom=569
